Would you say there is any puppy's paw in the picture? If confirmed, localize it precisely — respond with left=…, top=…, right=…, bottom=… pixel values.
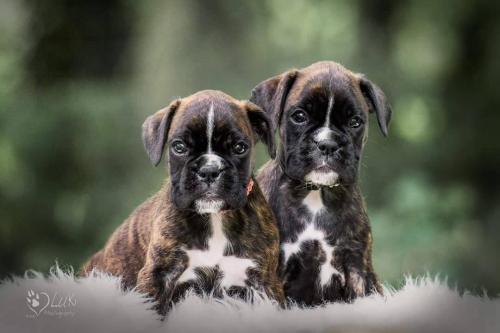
left=346, top=270, right=367, bottom=298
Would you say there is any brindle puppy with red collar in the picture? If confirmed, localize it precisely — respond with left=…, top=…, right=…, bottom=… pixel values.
left=82, top=90, right=283, bottom=314
left=251, top=61, right=390, bottom=306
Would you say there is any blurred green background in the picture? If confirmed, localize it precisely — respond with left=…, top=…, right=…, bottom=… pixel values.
left=1, top=0, right=499, bottom=294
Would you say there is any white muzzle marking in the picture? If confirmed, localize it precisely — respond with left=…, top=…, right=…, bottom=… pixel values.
left=195, top=199, right=225, bottom=214
left=204, top=153, right=224, bottom=169
left=314, top=127, right=333, bottom=142
left=305, top=170, right=339, bottom=186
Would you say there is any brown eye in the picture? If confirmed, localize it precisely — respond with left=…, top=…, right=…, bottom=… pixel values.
left=349, top=116, right=363, bottom=128
left=171, top=140, right=188, bottom=155
left=291, top=109, right=308, bottom=124
left=232, top=141, right=248, bottom=155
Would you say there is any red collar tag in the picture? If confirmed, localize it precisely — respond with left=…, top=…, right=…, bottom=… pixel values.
left=246, top=179, right=254, bottom=196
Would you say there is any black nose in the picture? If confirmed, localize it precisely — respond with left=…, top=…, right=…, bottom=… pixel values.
left=316, top=140, right=339, bottom=155
left=197, top=164, right=222, bottom=183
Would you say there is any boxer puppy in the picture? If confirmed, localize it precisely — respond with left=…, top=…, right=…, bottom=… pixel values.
left=82, top=90, right=283, bottom=314
left=251, top=61, right=390, bottom=305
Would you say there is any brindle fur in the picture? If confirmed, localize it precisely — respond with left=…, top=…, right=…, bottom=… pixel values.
left=81, top=91, right=283, bottom=315
left=252, top=61, right=390, bottom=306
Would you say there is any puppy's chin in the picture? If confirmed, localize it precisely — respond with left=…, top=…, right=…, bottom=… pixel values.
left=305, top=169, right=339, bottom=186
left=194, top=199, right=225, bottom=214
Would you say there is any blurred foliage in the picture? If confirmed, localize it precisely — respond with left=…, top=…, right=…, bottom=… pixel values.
left=0, top=0, right=499, bottom=294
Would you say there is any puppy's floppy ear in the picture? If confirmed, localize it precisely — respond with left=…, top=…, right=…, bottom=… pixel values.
left=142, top=99, right=181, bottom=166
left=250, top=69, right=298, bottom=130
left=358, top=76, right=392, bottom=137
left=245, top=101, right=276, bottom=159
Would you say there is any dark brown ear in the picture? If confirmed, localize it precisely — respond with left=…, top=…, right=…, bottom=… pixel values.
left=245, top=101, right=276, bottom=159
left=358, top=76, right=392, bottom=137
left=250, top=70, right=298, bottom=130
left=142, top=99, right=181, bottom=166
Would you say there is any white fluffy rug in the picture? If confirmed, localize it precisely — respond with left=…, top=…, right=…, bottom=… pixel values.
left=0, top=267, right=498, bottom=333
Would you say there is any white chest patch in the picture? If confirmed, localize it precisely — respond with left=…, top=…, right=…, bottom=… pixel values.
left=302, top=190, right=324, bottom=215
left=282, top=192, right=344, bottom=287
left=177, top=213, right=255, bottom=288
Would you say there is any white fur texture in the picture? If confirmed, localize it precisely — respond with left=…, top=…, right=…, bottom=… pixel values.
left=302, top=190, right=324, bottom=214
left=282, top=191, right=344, bottom=287
left=178, top=213, right=255, bottom=285
left=1, top=267, right=499, bottom=333
left=313, top=127, right=333, bottom=142
left=203, top=153, right=224, bottom=169
left=281, top=224, right=343, bottom=287
left=178, top=213, right=227, bottom=282
left=207, top=102, right=215, bottom=153
left=325, top=96, right=334, bottom=126
left=305, top=170, right=339, bottom=186
left=194, top=199, right=224, bottom=214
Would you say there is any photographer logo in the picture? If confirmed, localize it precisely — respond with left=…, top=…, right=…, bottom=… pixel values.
left=26, top=289, right=76, bottom=318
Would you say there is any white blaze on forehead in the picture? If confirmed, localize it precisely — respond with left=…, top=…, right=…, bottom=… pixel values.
left=314, top=96, right=335, bottom=142
left=325, top=95, right=334, bottom=127
left=207, top=102, right=215, bottom=153
left=203, top=103, right=223, bottom=169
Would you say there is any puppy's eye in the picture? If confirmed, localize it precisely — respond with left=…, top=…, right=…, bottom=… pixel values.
left=290, top=109, right=308, bottom=124
left=232, top=141, right=248, bottom=155
left=171, top=140, right=188, bottom=155
left=349, top=116, right=363, bottom=128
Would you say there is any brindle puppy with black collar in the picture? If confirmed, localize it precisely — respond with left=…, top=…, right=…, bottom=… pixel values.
left=251, top=61, right=391, bottom=306
left=82, top=90, right=283, bottom=314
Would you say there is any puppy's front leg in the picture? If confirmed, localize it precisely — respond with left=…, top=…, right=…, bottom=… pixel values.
left=345, top=266, right=367, bottom=299
left=137, top=244, right=185, bottom=315
left=336, top=247, right=370, bottom=301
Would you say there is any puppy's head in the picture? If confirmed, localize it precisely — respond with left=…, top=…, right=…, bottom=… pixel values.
left=251, top=61, right=391, bottom=187
left=142, top=90, right=275, bottom=214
